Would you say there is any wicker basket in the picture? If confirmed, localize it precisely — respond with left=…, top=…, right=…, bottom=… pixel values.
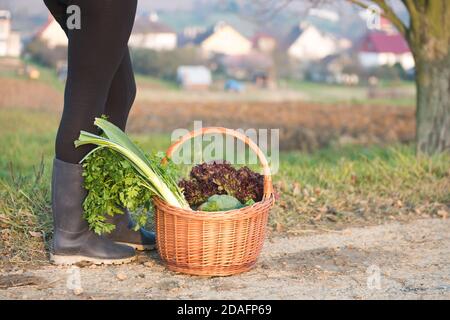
left=154, top=127, right=275, bottom=276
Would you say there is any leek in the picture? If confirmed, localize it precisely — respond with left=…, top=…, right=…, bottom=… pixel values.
left=75, top=118, right=189, bottom=209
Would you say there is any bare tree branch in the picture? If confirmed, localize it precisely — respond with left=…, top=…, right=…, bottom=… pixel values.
left=235, top=0, right=328, bottom=25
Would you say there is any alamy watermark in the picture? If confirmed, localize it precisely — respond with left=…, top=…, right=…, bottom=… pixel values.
left=66, top=5, right=81, bottom=30
left=170, top=121, right=280, bottom=175
left=66, top=266, right=83, bottom=292
left=366, top=265, right=381, bottom=290
left=362, top=4, right=382, bottom=30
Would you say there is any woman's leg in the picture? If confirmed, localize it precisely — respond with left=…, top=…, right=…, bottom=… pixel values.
left=44, top=0, right=140, bottom=265
left=44, top=0, right=136, bottom=134
left=55, top=0, right=137, bottom=164
left=104, top=49, right=136, bottom=131
left=45, top=0, right=155, bottom=252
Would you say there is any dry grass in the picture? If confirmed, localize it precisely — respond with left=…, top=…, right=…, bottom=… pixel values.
left=271, top=147, right=450, bottom=234
left=128, top=101, right=415, bottom=151
left=0, top=78, right=63, bottom=111
left=0, top=75, right=415, bottom=151
left=1, top=160, right=52, bottom=267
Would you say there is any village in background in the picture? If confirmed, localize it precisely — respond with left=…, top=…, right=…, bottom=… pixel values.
left=0, top=1, right=415, bottom=95
left=0, top=0, right=417, bottom=153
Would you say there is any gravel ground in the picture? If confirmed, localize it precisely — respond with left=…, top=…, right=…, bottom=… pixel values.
left=1, top=218, right=449, bottom=300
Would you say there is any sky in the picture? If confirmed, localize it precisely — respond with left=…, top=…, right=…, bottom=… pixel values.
left=0, top=0, right=408, bottom=39
left=0, top=0, right=195, bottom=16
left=0, top=0, right=408, bottom=22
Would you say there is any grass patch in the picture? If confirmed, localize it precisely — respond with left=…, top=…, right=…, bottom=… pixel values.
left=0, top=58, right=65, bottom=92
left=25, top=60, right=65, bottom=92
left=135, top=74, right=179, bottom=91
left=0, top=108, right=448, bottom=266
left=1, top=160, right=52, bottom=266
left=274, top=145, right=449, bottom=233
left=0, top=59, right=178, bottom=93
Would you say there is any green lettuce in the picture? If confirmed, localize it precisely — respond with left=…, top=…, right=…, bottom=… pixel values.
left=198, top=195, right=244, bottom=212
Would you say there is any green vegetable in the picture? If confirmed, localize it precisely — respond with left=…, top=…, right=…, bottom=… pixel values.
left=198, top=195, right=245, bottom=212
left=81, top=148, right=155, bottom=235
left=244, top=199, right=256, bottom=206
left=75, top=118, right=190, bottom=234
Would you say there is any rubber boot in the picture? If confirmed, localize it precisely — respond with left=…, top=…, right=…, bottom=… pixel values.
left=105, top=210, right=156, bottom=251
left=50, top=158, right=137, bottom=265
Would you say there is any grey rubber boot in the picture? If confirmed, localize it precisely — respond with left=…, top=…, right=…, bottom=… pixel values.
left=50, top=158, right=137, bottom=265
left=105, top=210, right=156, bottom=251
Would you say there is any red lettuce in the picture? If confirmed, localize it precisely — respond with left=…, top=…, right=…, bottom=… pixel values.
left=179, top=161, right=264, bottom=208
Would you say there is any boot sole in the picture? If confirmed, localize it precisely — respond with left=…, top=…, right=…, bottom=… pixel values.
left=50, top=254, right=137, bottom=266
left=116, top=242, right=155, bottom=251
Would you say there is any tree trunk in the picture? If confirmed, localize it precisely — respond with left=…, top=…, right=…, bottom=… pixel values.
left=413, top=51, right=450, bottom=155
left=409, top=1, right=450, bottom=155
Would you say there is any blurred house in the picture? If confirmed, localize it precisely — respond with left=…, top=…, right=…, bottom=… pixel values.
left=252, top=32, right=277, bottom=53
left=129, top=13, right=177, bottom=51
left=192, top=21, right=252, bottom=56
left=178, top=26, right=207, bottom=47
left=253, top=32, right=277, bottom=53
left=0, top=10, right=22, bottom=57
left=176, top=65, right=212, bottom=90
left=284, top=23, right=339, bottom=61
left=357, top=19, right=415, bottom=70
left=219, top=52, right=273, bottom=82
left=36, top=16, right=68, bottom=48
left=308, top=53, right=360, bottom=85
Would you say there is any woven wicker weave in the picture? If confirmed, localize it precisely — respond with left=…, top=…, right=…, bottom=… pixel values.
left=154, top=127, right=275, bottom=276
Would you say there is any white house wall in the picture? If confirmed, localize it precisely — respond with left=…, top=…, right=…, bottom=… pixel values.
left=40, top=20, right=68, bottom=48
left=129, top=33, right=177, bottom=51
left=0, top=20, right=10, bottom=41
left=0, top=17, right=21, bottom=57
left=288, top=27, right=338, bottom=61
left=201, top=25, right=252, bottom=56
left=6, top=32, right=21, bottom=57
left=0, top=40, right=7, bottom=56
left=359, top=52, right=415, bottom=70
left=400, top=53, right=415, bottom=70
left=358, top=52, right=383, bottom=68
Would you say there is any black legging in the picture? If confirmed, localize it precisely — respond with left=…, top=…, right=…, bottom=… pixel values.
left=43, top=0, right=138, bottom=164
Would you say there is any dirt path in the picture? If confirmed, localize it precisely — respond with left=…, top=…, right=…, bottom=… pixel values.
left=1, top=218, right=449, bottom=300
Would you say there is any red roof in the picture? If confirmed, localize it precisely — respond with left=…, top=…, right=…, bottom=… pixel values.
left=35, top=14, right=55, bottom=39
left=358, top=31, right=411, bottom=54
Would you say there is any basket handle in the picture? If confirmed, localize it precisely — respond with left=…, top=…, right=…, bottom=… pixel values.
left=163, top=127, right=274, bottom=199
